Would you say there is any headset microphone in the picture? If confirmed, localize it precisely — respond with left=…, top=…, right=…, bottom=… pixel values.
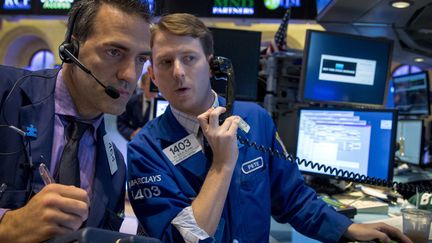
left=59, top=47, right=120, bottom=99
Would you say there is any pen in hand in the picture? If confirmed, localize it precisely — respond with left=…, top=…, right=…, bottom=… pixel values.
left=39, top=163, right=55, bottom=185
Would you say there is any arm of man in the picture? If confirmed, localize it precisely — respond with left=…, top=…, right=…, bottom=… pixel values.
left=193, top=107, right=240, bottom=236
left=127, top=107, right=239, bottom=242
left=0, top=184, right=89, bottom=243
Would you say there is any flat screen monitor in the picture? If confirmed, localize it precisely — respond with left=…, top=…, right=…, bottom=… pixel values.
left=395, top=120, right=424, bottom=166
left=209, top=27, right=261, bottom=101
left=295, top=108, right=397, bottom=181
left=392, top=71, right=430, bottom=116
left=152, top=97, right=169, bottom=119
left=300, top=30, right=393, bottom=107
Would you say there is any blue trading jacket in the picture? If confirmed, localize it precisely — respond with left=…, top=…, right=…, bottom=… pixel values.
left=128, top=97, right=352, bottom=242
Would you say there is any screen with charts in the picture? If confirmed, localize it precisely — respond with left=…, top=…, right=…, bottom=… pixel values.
left=393, top=71, right=430, bottom=116
left=295, top=108, right=397, bottom=181
left=395, top=120, right=424, bottom=166
left=152, top=97, right=169, bottom=118
left=300, top=30, right=393, bottom=107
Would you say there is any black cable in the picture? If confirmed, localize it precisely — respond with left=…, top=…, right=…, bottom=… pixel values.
left=237, top=135, right=432, bottom=193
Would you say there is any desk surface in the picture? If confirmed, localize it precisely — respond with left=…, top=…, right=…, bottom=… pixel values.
left=270, top=211, right=432, bottom=243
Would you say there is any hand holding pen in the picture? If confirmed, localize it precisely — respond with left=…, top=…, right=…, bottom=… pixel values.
left=0, top=163, right=90, bottom=242
left=39, top=163, right=55, bottom=185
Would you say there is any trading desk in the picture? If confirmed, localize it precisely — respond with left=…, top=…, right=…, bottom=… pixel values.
left=270, top=206, right=431, bottom=243
left=269, top=168, right=432, bottom=243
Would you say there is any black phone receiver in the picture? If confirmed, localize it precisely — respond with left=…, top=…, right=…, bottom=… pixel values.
left=210, top=56, right=235, bottom=123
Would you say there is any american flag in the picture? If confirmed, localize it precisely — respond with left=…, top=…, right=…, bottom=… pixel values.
left=266, top=7, right=291, bottom=55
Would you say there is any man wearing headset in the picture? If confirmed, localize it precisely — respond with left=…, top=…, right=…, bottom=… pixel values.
left=127, top=13, right=412, bottom=243
left=0, top=0, right=151, bottom=242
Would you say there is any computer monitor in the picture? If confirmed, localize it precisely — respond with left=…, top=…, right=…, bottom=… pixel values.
left=295, top=108, right=397, bottom=181
left=300, top=30, right=393, bottom=107
left=392, top=71, right=430, bottom=116
left=209, top=27, right=261, bottom=101
left=152, top=97, right=169, bottom=119
left=395, top=119, right=424, bottom=166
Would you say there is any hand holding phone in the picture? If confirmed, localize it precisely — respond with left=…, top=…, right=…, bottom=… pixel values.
left=209, top=56, right=235, bottom=123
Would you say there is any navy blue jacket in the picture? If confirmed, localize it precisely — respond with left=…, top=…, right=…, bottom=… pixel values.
left=0, top=65, right=126, bottom=230
left=128, top=97, right=352, bottom=242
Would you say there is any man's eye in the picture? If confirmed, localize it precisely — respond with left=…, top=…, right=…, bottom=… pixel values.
left=107, top=49, right=121, bottom=57
left=158, top=60, right=172, bottom=67
left=137, top=56, right=148, bottom=64
left=184, top=56, right=195, bottom=62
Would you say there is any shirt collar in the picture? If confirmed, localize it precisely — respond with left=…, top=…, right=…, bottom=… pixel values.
left=54, top=69, right=103, bottom=139
left=171, top=90, right=219, bottom=136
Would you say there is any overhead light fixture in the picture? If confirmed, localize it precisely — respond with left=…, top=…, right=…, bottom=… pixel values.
left=390, top=1, right=413, bottom=9
left=414, top=57, right=424, bottom=63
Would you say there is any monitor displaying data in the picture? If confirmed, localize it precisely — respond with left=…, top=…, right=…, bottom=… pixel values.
left=396, top=120, right=423, bottom=166
left=300, top=30, right=393, bottom=107
left=393, top=71, right=430, bottom=116
left=295, top=108, right=397, bottom=181
left=152, top=97, right=169, bottom=119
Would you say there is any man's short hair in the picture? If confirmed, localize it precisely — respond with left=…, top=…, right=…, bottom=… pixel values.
left=150, top=13, right=214, bottom=56
left=68, top=0, right=152, bottom=43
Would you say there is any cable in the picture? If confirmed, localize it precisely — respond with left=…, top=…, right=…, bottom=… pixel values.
left=236, top=135, right=432, bottom=193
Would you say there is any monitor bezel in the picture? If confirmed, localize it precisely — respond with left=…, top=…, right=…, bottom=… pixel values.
left=294, top=106, right=398, bottom=182
left=396, top=119, right=425, bottom=166
left=299, top=29, right=394, bottom=108
left=392, top=71, right=431, bottom=116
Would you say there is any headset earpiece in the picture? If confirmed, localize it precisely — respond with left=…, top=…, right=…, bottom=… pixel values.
left=59, top=39, right=79, bottom=64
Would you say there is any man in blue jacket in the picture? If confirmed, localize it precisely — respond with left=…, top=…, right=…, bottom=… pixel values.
left=128, top=13, right=411, bottom=243
left=0, top=0, right=151, bottom=242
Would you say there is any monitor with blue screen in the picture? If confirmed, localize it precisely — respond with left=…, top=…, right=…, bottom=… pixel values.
left=300, top=30, right=393, bottom=107
left=295, top=108, right=397, bottom=181
left=392, top=71, right=430, bottom=116
left=395, top=119, right=424, bottom=166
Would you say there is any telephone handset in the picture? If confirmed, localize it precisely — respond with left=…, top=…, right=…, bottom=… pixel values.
left=210, top=56, right=235, bottom=123
left=208, top=58, right=429, bottom=193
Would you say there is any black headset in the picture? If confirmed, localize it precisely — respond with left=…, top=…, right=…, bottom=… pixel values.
left=59, top=7, right=80, bottom=64
left=58, top=7, right=120, bottom=99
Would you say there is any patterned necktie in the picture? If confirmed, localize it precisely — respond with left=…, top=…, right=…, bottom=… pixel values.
left=57, top=118, right=89, bottom=187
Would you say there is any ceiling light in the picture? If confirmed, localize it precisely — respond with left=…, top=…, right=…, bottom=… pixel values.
left=414, top=57, right=424, bottom=63
left=390, top=1, right=413, bottom=9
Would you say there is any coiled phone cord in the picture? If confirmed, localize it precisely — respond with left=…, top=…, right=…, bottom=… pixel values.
left=237, top=135, right=432, bottom=193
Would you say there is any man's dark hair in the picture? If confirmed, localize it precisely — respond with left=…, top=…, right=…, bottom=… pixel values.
left=68, top=0, right=151, bottom=42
